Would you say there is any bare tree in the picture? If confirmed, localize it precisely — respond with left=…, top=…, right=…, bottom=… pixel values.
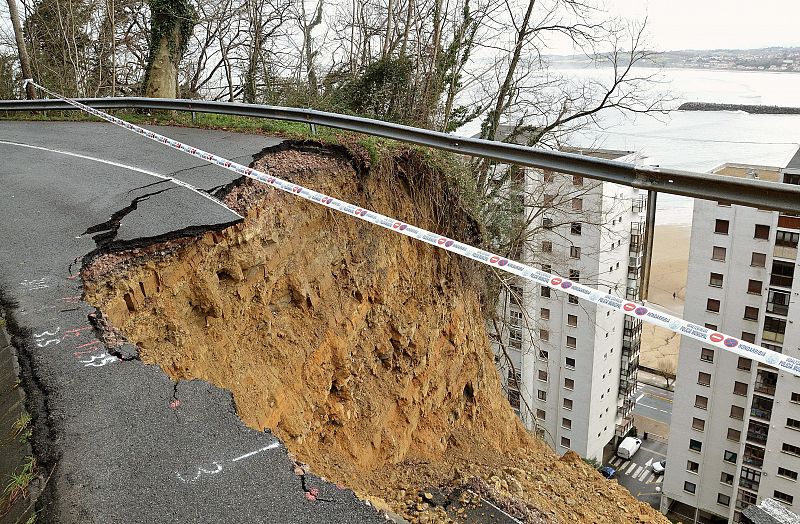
left=655, top=356, right=676, bottom=390
left=6, top=0, right=35, bottom=98
left=143, top=0, right=196, bottom=97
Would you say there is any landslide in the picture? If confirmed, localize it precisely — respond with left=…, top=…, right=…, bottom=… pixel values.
left=83, top=141, right=668, bottom=524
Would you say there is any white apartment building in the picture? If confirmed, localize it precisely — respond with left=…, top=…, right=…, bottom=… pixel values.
left=661, top=155, right=800, bottom=523
left=492, top=147, right=644, bottom=461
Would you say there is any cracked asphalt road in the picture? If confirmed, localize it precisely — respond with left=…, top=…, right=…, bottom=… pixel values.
left=0, top=121, right=385, bottom=523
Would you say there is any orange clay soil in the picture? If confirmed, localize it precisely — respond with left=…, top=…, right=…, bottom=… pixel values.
left=83, top=142, right=668, bottom=524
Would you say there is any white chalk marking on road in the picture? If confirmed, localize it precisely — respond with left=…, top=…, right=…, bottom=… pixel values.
left=231, top=442, right=280, bottom=462
left=176, top=462, right=223, bottom=483
left=0, top=139, right=240, bottom=218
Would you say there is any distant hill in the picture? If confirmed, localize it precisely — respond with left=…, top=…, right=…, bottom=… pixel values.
left=548, top=47, right=800, bottom=73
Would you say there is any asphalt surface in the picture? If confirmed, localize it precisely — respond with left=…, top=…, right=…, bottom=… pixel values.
left=607, top=439, right=668, bottom=510
left=0, top=121, right=385, bottom=523
left=632, top=382, right=673, bottom=426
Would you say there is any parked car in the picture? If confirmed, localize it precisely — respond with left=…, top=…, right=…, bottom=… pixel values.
left=599, top=466, right=616, bottom=479
left=651, top=460, right=666, bottom=475
left=616, top=436, right=642, bottom=460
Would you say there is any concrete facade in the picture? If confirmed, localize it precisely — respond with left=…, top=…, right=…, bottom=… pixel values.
left=492, top=150, right=644, bottom=461
left=661, top=161, right=800, bottom=523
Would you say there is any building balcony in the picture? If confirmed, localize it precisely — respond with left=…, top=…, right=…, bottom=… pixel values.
left=743, top=444, right=765, bottom=468
left=616, top=415, right=634, bottom=437
left=773, top=244, right=798, bottom=260
left=754, top=369, right=778, bottom=396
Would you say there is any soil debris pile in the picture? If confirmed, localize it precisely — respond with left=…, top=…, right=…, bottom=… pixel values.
left=83, top=142, right=668, bottom=523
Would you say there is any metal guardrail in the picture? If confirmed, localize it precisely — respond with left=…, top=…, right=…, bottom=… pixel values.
left=3, top=96, right=800, bottom=213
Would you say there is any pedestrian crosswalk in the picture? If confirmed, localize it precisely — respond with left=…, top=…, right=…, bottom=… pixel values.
left=609, top=455, right=663, bottom=484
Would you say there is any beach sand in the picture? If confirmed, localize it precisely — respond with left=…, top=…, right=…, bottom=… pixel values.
left=640, top=225, right=691, bottom=370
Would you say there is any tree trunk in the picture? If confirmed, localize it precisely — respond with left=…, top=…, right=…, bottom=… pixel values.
left=144, top=0, right=195, bottom=98
left=6, top=0, right=36, bottom=99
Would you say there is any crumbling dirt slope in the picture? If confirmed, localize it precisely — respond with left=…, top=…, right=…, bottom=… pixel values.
left=83, top=143, right=668, bottom=524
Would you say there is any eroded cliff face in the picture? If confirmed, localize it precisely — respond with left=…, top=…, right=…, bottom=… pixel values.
left=83, top=143, right=668, bottom=523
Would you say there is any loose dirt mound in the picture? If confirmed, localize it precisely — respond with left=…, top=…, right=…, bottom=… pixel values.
left=83, top=143, right=668, bottom=523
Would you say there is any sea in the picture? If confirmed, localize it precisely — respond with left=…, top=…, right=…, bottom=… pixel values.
left=458, top=68, right=800, bottom=226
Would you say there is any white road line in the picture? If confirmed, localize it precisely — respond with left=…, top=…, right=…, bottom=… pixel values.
left=633, top=466, right=644, bottom=478
left=611, top=456, right=621, bottom=466
left=626, top=462, right=638, bottom=474
left=635, top=393, right=644, bottom=403
left=231, top=441, right=280, bottom=462
left=639, top=469, right=651, bottom=482
left=635, top=403, right=672, bottom=415
left=656, top=476, right=663, bottom=484
left=0, top=139, right=240, bottom=217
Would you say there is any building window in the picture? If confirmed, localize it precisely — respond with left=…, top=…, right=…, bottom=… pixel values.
left=723, top=450, right=737, bottom=463
left=727, top=428, right=741, bottom=442
left=715, top=219, right=730, bottom=234
left=509, top=285, right=524, bottom=306
left=538, top=349, right=548, bottom=360
left=569, top=246, right=581, bottom=259
left=707, top=299, right=721, bottom=313
left=698, top=372, right=711, bottom=387
left=561, top=436, right=570, bottom=448
left=736, top=489, right=757, bottom=511
left=692, top=418, right=705, bottom=431
left=687, top=460, right=700, bottom=473
left=566, top=336, right=577, bottom=349
left=713, top=246, right=727, bottom=261
left=705, top=323, right=718, bottom=330
left=544, top=193, right=556, bottom=205
left=730, top=405, right=744, bottom=420
left=737, top=357, right=752, bottom=371
left=709, top=272, right=724, bottom=287
left=763, top=316, right=787, bottom=343
left=541, top=286, right=551, bottom=298
left=787, top=417, right=800, bottom=430
left=784, top=443, right=800, bottom=456
left=543, top=171, right=555, bottom=183
left=510, top=309, right=523, bottom=326
left=536, top=409, right=546, bottom=420
left=721, top=472, right=734, bottom=485
left=565, top=357, right=576, bottom=369
left=740, top=466, right=762, bottom=490
left=572, top=198, right=583, bottom=211
left=751, top=252, right=766, bottom=267
left=776, top=230, right=800, bottom=248
left=792, top=392, right=800, bottom=404
left=542, top=241, right=552, bottom=253
left=509, top=328, right=523, bottom=349
left=563, top=398, right=573, bottom=410
left=569, top=269, right=579, bottom=282
left=537, top=390, right=547, bottom=401
left=567, top=314, right=578, bottom=327
left=774, top=491, right=794, bottom=505
left=689, top=439, right=702, bottom=452
left=538, top=370, right=548, bottom=382
left=542, top=264, right=552, bottom=273
left=754, top=224, right=770, bottom=240
left=733, top=381, right=748, bottom=396
left=564, top=378, right=574, bottom=390
left=767, top=289, right=791, bottom=316
left=571, top=222, right=582, bottom=235
left=542, top=216, right=554, bottom=229
left=572, top=175, right=583, bottom=187
left=777, top=467, right=798, bottom=480
left=747, top=279, right=762, bottom=294
left=540, top=329, right=549, bottom=342
left=695, top=395, right=708, bottom=409
left=508, top=390, right=520, bottom=409
left=540, top=308, right=550, bottom=320
left=741, top=332, right=756, bottom=343
left=562, top=417, right=572, bottom=430
left=684, top=481, right=696, bottom=494
left=568, top=295, right=578, bottom=304
left=717, top=494, right=731, bottom=507
left=701, top=348, right=714, bottom=362
left=744, top=306, right=759, bottom=321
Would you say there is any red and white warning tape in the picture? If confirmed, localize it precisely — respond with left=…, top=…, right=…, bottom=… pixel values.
left=24, top=79, right=800, bottom=378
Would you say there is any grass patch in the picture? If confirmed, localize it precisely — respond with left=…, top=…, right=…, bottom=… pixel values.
left=10, top=412, right=31, bottom=443
left=2, top=456, right=35, bottom=510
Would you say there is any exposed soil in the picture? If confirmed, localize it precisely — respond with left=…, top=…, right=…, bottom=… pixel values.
left=82, top=143, right=669, bottom=524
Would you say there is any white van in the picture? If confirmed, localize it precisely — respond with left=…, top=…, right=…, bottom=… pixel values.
left=616, top=436, right=642, bottom=460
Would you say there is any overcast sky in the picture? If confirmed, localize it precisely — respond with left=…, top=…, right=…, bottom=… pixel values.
left=603, top=0, right=800, bottom=52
